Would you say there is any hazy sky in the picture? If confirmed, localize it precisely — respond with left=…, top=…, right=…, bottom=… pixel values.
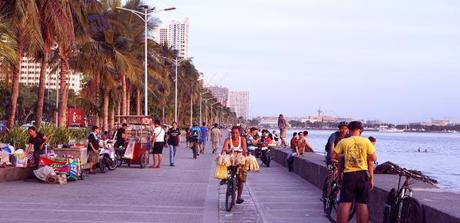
left=147, top=0, right=460, bottom=123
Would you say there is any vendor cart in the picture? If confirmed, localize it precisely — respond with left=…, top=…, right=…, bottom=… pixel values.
left=116, top=115, right=152, bottom=168
left=52, top=145, right=89, bottom=179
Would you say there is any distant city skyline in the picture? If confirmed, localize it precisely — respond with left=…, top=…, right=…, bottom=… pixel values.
left=149, top=0, right=460, bottom=123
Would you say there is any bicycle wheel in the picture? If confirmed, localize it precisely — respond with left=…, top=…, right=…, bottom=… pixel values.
left=327, top=186, right=339, bottom=220
left=225, top=175, right=237, bottom=211
left=400, top=197, right=424, bottom=223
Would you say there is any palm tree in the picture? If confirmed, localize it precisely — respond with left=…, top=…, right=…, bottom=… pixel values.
left=34, top=0, right=77, bottom=127
left=1, top=1, right=42, bottom=129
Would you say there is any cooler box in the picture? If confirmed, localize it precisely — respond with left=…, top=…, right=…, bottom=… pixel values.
left=53, top=146, right=88, bottom=165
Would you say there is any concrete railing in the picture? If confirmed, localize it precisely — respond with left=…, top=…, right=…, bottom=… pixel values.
left=0, top=167, right=34, bottom=182
left=271, top=148, right=460, bottom=223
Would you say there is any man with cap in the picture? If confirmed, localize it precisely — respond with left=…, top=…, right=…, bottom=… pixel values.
left=332, top=121, right=377, bottom=223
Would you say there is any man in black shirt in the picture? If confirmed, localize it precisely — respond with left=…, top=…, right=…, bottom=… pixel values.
left=27, top=127, right=48, bottom=169
left=166, top=122, right=181, bottom=166
left=115, top=123, right=128, bottom=148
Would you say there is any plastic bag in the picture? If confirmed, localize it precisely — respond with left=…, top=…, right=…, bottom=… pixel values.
left=214, top=164, right=228, bottom=180
left=34, top=166, right=56, bottom=182
left=2, top=144, right=15, bottom=155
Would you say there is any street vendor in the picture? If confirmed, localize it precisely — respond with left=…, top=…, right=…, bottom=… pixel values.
left=26, top=126, right=47, bottom=169
left=115, top=123, right=128, bottom=148
left=87, top=126, right=100, bottom=174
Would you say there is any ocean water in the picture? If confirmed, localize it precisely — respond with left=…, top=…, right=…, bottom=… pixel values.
left=280, top=129, right=460, bottom=191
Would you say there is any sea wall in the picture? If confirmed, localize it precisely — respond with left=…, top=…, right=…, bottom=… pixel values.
left=271, top=148, right=460, bottom=223
left=0, top=167, right=34, bottom=182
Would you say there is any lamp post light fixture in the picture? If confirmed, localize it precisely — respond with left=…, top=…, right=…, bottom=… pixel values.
left=116, top=5, right=175, bottom=116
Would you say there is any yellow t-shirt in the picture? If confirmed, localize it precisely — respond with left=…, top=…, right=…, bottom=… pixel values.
left=334, top=136, right=375, bottom=173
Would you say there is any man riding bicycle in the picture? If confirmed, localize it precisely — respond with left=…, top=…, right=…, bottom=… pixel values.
left=221, top=126, right=248, bottom=204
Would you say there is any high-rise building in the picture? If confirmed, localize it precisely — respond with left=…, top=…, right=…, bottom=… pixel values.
left=154, top=18, right=190, bottom=58
left=207, top=86, right=229, bottom=106
left=228, top=91, right=249, bottom=119
left=0, top=57, right=82, bottom=92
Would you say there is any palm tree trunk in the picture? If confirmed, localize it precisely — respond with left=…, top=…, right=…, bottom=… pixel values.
left=7, top=35, right=24, bottom=129
left=121, top=74, right=127, bottom=116
left=57, top=50, right=69, bottom=128
left=7, top=59, right=20, bottom=129
left=117, top=99, right=121, bottom=124
left=136, top=88, right=141, bottom=115
left=35, top=46, right=49, bottom=127
left=103, top=88, right=109, bottom=131
left=109, top=105, right=115, bottom=131
left=126, top=83, right=131, bottom=116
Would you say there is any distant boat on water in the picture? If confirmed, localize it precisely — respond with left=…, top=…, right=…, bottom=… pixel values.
left=378, top=125, right=405, bottom=133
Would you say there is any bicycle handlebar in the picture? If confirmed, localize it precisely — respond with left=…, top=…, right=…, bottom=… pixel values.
left=387, top=164, right=434, bottom=185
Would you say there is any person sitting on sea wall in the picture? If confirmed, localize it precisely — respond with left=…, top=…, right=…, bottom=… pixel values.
left=286, top=132, right=299, bottom=171
left=297, top=132, right=307, bottom=155
left=302, top=130, right=315, bottom=153
left=290, top=132, right=298, bottom=152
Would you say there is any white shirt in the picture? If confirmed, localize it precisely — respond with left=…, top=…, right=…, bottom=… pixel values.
left=153, top=126, right=165, bottom=142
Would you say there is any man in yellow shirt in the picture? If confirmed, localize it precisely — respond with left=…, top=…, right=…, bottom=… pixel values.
left=332, top=121, right=377, bottom=223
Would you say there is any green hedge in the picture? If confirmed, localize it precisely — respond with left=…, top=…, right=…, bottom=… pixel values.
left=0, top=124, right=89, bottom=149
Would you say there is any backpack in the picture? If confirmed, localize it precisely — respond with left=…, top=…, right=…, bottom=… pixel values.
left=191, top=127, right=200, bottom=140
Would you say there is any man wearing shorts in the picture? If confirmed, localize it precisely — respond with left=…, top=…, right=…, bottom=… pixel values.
left=210, top=123, right=221, bottom=154
left=150, top=119, right=165, bottom=168
left=333, top=121, right=377, bottom=223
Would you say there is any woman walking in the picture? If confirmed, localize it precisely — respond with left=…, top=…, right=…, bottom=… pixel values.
left=150, top=119, right=165, bottom=168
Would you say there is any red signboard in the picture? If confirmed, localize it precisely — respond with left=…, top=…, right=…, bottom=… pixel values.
left=67, top=108, right=85, bottom=127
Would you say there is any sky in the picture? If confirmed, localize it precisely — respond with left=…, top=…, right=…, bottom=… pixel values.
left=146, top=0, right=460, bottom=123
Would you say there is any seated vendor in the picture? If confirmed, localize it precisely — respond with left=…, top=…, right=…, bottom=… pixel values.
left=115, top=123, right=128, bottom=148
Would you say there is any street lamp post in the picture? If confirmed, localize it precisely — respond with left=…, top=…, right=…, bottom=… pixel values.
left=199, top=92, right=207, bottom=125
left=174, top=58, right=178, bottom=122
left=116, top=5, right=175, bottom=116
left=190, top=97, right=193, bottom=127
left=202, top=98, right=211, bottom=125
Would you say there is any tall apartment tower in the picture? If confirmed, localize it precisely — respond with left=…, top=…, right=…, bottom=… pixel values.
left=207, top=86, right=229, bottom=107
left=228, top=91, right=250, bottom=119
left=0, top=57, right=82, bottom=92
left=154, top=18, right=190, bottom=58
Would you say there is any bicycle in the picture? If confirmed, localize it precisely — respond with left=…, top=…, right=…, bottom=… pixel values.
left=321, top=160, right=356, bottom=222
left=225, top=165, right=240, bottom=212
left=383, top=164, right=428, bottom=223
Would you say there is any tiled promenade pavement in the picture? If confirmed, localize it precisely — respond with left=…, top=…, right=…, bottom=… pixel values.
left=0, top=139, right=329, bottom=223
left=0, top=142, right=219, bottom=223
left=245, top=162, right=330, bottom=223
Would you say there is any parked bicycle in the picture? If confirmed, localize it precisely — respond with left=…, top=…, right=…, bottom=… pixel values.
left=322, top=160, right=356, bottom=222
left=383, top=164, right=430, bottom=223
left=225, top=165, right=240, bottom=212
